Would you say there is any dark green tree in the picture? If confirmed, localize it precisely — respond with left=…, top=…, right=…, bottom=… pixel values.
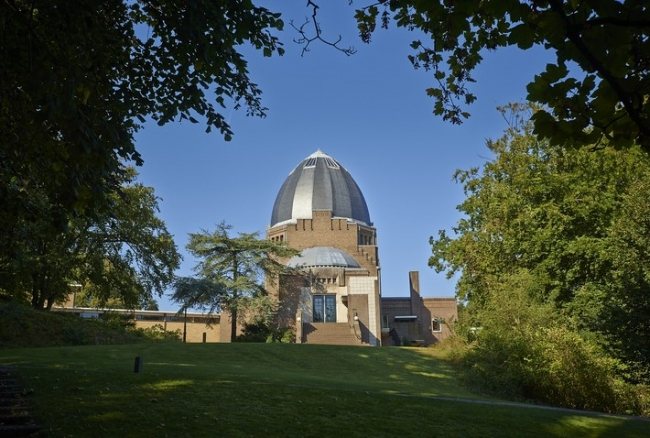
left=584, top=168, right=650, bottom=377
left=1, top=1, right=284, bottom=277
left=1, top=168, right=180, bottom=310
left=172, top=223, right=298, bottom=341
left=351, top=1, right=649, bottom=150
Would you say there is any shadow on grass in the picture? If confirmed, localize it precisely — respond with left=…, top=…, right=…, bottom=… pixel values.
left=0, top=343, right=647, bottom=437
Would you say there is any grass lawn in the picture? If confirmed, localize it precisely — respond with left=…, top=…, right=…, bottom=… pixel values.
left=0, top=343, right=648, bottom=437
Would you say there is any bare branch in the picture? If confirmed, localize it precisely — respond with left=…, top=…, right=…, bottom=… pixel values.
left=290, top=1, right=356, bottom=57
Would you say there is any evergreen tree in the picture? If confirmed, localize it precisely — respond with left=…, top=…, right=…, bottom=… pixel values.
left=173, top=223, right=298, bottom=341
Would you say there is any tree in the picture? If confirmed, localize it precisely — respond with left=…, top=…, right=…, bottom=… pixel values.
left=172, top=223, right=298, bottom=341
left=1, top=1, right=285, bottom=275
left=430, top=105, right=650, bottom=379
left=351, top=1, right=649, bottom=150
left=587, top=168, right=650, bottom=377
left=1, top=168, right=181, bottom=310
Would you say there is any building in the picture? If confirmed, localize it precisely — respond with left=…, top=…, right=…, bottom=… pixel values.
left=267, top=150, right=382, bottom=345
left=54, top=306, right=222, bottom=343
left=55, top=149, right=457, bottom=345
left=267, top=150, right=457, bottom=346
left=380, top=272, right=457, bottom=346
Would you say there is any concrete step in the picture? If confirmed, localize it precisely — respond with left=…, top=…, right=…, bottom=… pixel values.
left=0, top=367, right=40, bottom=436
left=303, top=322, right=361, bottom=346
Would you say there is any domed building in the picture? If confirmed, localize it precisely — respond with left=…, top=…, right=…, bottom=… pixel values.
left=268, top=150, right=382, bottom=346
left=55, top=149, right=457, bottom=345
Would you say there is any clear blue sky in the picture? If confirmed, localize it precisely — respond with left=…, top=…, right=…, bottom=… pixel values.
left=134, top=2, right=551, bottom=311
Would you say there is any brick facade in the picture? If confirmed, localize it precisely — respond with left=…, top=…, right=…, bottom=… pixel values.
left=381, top=272, right=457, bottom=346
left=268, top=209, right=382, bottom=346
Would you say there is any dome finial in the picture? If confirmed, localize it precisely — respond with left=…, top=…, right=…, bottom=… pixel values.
left=308, top=149, right=328, bottom=159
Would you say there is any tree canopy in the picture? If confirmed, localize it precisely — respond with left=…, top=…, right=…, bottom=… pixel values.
left=430, top=105, right=650, bottom=380
left=2, top=1, right=284, bottom=312
left=352, top=0, right=649, bottom=150
left=172, top=223, right=298, bottom=340
left=1, top=168, right=180, bottom=310
left=1, top=0, right=285, bottom=250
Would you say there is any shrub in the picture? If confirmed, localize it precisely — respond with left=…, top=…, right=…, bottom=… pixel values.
left=0, top=301, right=178, bottom=347
left=100, top=311, right=136, bottom=330
left=530, top=326, right=623, bottom=412
left=236, top=321, right=270, bottom=342
left=135, top=324, right=181, bottom=342
left=459, top=271, right=649, bottom=415
left=268, top=326, right=295, bottom=343
left=236, top=321, right=295, bottom=343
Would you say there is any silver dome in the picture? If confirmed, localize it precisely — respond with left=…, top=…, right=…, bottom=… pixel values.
left=270, top=150, right=371, bottom=228
left=287, top=247, right=361, bottom=268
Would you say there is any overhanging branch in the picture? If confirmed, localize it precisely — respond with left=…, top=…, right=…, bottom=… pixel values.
left=291, top=0, right=356, bottom=57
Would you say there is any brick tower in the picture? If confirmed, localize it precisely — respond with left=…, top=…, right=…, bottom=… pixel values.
left=268, top=150, right=382, bottom=345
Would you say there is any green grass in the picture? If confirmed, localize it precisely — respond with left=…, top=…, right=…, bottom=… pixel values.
left=0, top=343, right=648, bottom=437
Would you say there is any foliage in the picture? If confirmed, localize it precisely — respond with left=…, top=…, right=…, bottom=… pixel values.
left=430, top=105, right=650, bottom=411
left=458, top=272, right=649, bottom=415
left=1, top=0, right=284, bottom=208
left=353, top=1, right=650, bottom=150
left=236, top=321, right=271, bottom=342
left=134, top=324, right=182, bottom=342
left=172, top=222, right=299, bottom=340
left=236, top=320, right=296, bottom=343
left=1, top=168, right=180, bottom=310
left=0, top=302, right=177, bottom=347
left=0, top=1, right=284, bottom=307
left=431, top=106, right=647, bottom=305
left=98, top=311, right=136, bottom=331
left=3, top=343, right=649, bottom=435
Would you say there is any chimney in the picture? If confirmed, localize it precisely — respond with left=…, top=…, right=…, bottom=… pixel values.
left=409, top=271, right=420, bottom=314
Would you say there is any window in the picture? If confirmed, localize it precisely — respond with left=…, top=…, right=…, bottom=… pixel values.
left=431, top=317, right=442, bottom=333
left=304, top=157, right=317, bottom=168
left=324, top=158, right=340, bottom=169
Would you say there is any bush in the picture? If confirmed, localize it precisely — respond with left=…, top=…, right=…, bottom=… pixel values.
left=268, top=326, right=295, bottom=343
left=459, top=271, right=650, bottom=415
left=99, top=311, right=136, bottom=330
left=236, top=321, right=295, bottom=343
left=530, top=326, right=625, bottom=412
left=0, top=301, right=177, bottom=347
left=134, top=324, right=181, bottom=342
left=461, top=313, right=650, bottom=415
left=236, top=322, right=270, bottom=342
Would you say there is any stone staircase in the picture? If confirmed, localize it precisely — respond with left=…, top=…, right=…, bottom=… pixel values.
left=303, top=322, right=362, bottom=345
left=0, top=367, right=40, bottom=436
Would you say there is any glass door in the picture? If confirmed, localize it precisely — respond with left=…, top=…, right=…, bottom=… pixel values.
left=324, top=295, right=336, bottom=323
left=312, top=295, right=336, bottom=323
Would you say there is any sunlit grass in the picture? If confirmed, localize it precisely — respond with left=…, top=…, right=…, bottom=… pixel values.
left=0, top=343, right=647, bottom=437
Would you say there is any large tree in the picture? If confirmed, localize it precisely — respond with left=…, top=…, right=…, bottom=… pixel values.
left=1, top=168, right=180, bottom=310
left=172, top=223, right=298, bottom=341
left=430, top=105, right=650, bottom=379
left=1, top=0, right=284, bottom=271
left=350, top=1, right=649, bottom=150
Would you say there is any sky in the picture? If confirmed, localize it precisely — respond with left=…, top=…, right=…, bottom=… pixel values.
left=133, top=2, right=552, bottom=311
